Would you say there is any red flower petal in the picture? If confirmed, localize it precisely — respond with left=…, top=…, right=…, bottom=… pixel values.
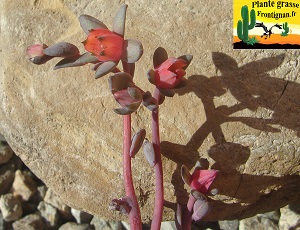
left=114, top=89, right=140, bottom=108
left=190, top=170, right=218, bottom=194
left=157, top=57, right=177, bottom=72
left=83, top=28, right=123, bottom=62
left=154, top=57, right=187, bottom=89
left=169, top=58, right=187, bottom=71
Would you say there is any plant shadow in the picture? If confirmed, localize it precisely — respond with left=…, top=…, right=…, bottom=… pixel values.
left=161, top=52, right=300, bottom=219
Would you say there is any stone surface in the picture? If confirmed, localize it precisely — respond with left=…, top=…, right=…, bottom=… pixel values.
left=90, top=217, right=124, bottom=230
left=0, top=213, right=4, bottom=230
left=30, top=185, right=48, bottom=205
left=71, top=208, right=93, bottom=224
left=0, top=193, right=23, bottom=222
left=218, top=220, right=239, bottom=230
left=279, top=205, right=300, bottom=230
left=12, top=169, right=37, bottom=201
left=0, top=143, right=13, bottom=165
left=59, top=222, right=93, bottom=230
left=37, top=200, right=60, bottom=227
left=239, top=215, right=279, bottom=230
left=0, top=0, right=300, bottom=222
left=44, top=188, right=72, bottom=220
left=160, top=221, right=176, bottom=229
left=12, top=214, right=46, bottom=230
left=0, top=163, right=15, bottom=195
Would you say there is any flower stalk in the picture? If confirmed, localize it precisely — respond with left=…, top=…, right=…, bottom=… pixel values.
left=122, top=114, right=142, bottom=229
left=150, top=87, right=164, bottom=230
left=182, top=195, right=196, bottom=230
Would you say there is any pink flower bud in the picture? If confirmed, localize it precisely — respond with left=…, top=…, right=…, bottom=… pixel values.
left=154, top=57, right=187, bottom=89
left=190, top=169, right=218, bottom=194
left=26, top=44, right=52, bottom=65
left=83, top=28, right=123, bottom=62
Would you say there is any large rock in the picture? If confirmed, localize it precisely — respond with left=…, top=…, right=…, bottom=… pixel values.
left=0, top=0, right=299, bottom=222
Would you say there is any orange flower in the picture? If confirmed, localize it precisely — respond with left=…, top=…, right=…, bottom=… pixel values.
left=83, top=28, right=124, bottom=62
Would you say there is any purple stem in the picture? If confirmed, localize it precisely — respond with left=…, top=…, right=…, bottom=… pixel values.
left=182, top=195, right=196, bottom=230
left=150, top=88, right=164, bottom=230
left=122, top=61, right=142, bottom=229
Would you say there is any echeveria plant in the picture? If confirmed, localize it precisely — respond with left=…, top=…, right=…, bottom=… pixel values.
left=27, top=4, right=218, bottom=230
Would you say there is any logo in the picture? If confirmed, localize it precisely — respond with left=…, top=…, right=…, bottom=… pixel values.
left=233, top=0, right=300, bottom=48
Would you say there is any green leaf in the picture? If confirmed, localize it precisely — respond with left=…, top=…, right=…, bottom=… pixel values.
left=143, top=139, right=156, bottom=167
left=44, top=42, right=80, bottom=58
left=178, top=54, right=193, bottom=70
left=128, top=87, right=142, bottom=100
left=192, top=200, right=212, bottom=221
left=191, top=190, right=208, bottom=201
left=130, top=129, right=146, bottom=158
left=146, top=69, right=156, bottom=85
left=53, top=55, right=83, bottom=70
left=121, top=39, right=143, bottom=63
left=142, top=91, right=158, bottom=111
left=95, top=61, right=118, bottom=79
left=113, top=4, right=127, bottom=36
left=108, top=72, right=133, bottom=93
left=113, top=107, right=134, bottom=115
left=181, top=165, right=191, bottom=186
left=75, top=52, right=99, bottom=64
left=79, top=14, right=108, bottom=34
left=153, top=47, right=168, bottom=68
left=126, top=100, right=141, bottom=112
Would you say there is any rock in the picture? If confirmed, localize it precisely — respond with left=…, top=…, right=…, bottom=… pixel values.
left=0, top=134, right=6, bottom=142
left=59, top=222, right=94, bottom=230
left=10, top=154, right=24, bottom=171
left=21, top=202, right=39, bottom=216
left=239, top=215, right=279, bottom=230
left=71, top=208, right=93, bottom=224
left=30, top=185, right=48, bottom=205
left=37, top=185, right=47, bottom=199
left=90, top=217, right=110, bottom=230
left=0, top=163, right=15, bottom=195
left=192, top=221, right=220, bottom=230
left=278, top=205, right=300, bottom=230
left=0, top=193, right=23, bottom=222
left=37, top=201, right=60, bottom=227
left=121, top=221, right=130, bottom=230
left=44, top=189, right=72, bottom=220
left=0, top=144, right=13, bottom=165
left=257, top=210, right=280, bottom=224
left=218, top=220, right=239, bottom=230
left=161, top=221, right=176, bottom=230
left=0, top=213, right=4, bottom=230
left=1, top=0, right=300, bottom=222
left=12, top=169, right=37, bottom=201
left=12, top=213, right=46, bottom=230
left=108, top=220, right=122, bottom=230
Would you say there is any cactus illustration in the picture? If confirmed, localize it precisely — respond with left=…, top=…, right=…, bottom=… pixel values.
left=281, top=22, right=289, bottom=36
left=237, top=5, right=256, bottom=42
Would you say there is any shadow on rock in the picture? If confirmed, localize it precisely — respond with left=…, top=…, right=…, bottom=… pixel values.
left=161, top=52, right=300, bottom=219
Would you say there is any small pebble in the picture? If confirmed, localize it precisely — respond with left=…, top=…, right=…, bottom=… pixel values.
left=0, top=193, right=23, bottom=222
